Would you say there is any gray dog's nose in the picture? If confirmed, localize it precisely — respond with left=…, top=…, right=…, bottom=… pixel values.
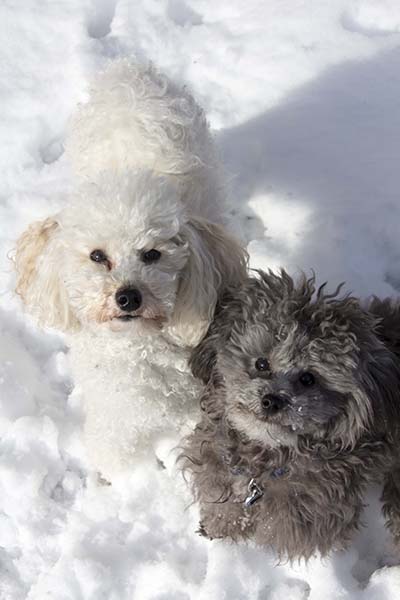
left=115, top=287, right=142, bottom=312
left=262, top=393, right=288, bottom=414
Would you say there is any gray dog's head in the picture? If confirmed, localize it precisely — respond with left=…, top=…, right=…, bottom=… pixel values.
left=191, top=270, right=400, bottom=449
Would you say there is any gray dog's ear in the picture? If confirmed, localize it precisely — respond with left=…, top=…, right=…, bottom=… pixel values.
left=189, top=286, right=245, bottom=383
left=368, top=297, right=400, bottom=360
left=189, top=328, right=218, bottom=383
left=363, top=298, right=400, bottom=434
left=323, top=297, right=400, bottom=447
left=358, top=348, right=400, bottom=440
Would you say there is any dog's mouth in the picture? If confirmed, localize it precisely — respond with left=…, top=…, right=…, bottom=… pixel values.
left=111, top=314, right=166, bottom=328
left=261, top=411, right=302, bottom=433
left=110, top=304, right=168, bottom=326
left=115, top=315, right=140, bottom=322
left=230, top=406, right=300, bottom=448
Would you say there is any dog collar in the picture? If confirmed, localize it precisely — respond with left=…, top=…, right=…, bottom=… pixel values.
left=223, top=453, right=288, bottom=508
left=243, top=467, right=288, bottom=508
left=228, top=462, right=288, bottom=508
left=244, top=478, right=263, bottom=508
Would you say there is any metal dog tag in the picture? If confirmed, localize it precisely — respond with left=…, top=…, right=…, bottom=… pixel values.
left=244, top=478, right=263, bottom=508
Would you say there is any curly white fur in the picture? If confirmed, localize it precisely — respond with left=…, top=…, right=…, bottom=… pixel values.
left=66, top=59, right=223, bottom=224
left=14, top=61, right=247, bottom=479
left=70, top=327, right=201, bottom=478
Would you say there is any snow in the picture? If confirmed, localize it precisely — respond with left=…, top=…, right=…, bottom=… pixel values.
left=2, top=0, right=400, bottom=598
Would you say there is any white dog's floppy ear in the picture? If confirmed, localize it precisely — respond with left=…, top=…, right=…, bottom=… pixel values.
left=14, top=217, right=78, bottom=332
left=170, top=218, right=248, bottom=346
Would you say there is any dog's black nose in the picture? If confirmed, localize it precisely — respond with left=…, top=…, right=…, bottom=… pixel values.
left=262, top=393, right=288, bottom=414
left=115, top=287, right=142, bottom=312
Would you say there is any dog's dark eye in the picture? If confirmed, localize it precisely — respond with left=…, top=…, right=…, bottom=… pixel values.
left=90, top=249, right=108, bottom=264
left=141, top=249, right=161, bottom=264
left=255, top=357, right=270, bottom=372
left=299, top=372, right=315, bottom=386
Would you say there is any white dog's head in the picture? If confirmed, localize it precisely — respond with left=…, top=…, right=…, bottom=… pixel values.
left=14, top=171, right=247, bottom=345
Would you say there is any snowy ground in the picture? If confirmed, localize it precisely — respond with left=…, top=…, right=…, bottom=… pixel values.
left=2, top=0, right=400, bottom=598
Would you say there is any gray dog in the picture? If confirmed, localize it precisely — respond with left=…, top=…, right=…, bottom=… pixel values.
left=182, top=270, right=400, bottom=560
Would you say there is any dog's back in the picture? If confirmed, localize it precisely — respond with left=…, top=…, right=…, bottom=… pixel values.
left=66, top=59, right=224, bottom=224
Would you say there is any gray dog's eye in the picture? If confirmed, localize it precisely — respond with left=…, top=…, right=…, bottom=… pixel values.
left=299, top=372, right=315, bottom=386
left=255, top=357, right=269, bottom=371
left=141, top=249, right=162, bottom=264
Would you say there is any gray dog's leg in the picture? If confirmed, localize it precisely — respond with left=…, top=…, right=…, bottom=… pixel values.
left=198, top=501, right=255, bottom=541
left=382, top=469, right=400, bottom=543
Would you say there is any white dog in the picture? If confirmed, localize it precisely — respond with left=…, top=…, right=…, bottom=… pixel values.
left=14, top=61, right=247, bottom=480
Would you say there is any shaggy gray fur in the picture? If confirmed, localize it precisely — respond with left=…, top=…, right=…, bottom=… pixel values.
left=181, top=271, right=400, bottom=560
